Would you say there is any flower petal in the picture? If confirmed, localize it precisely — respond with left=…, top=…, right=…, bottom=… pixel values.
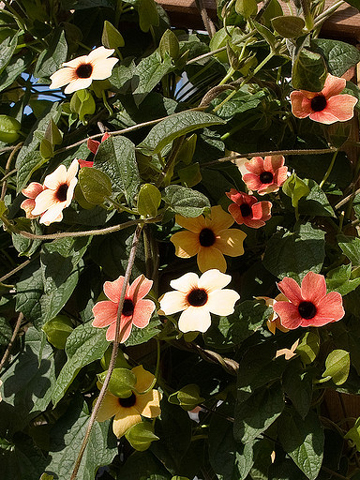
left=206, top=205, right=234, bottom=232
left=311, top=291, right=345, bottom=326
left=49, top=68, right=76, bottom=89
left=242, top=173, right=264, bottom=191
left=97, top=392, right=120, bottom=422
left=170, top=230, right=200, bottom=258
left=290, top=91, right=312, bottom=119
left=128, top=275, right=153, bottom=301
left=22, top=182, right=43, bottom=199
left=197, top=246, right=227, bottom=273
left=91, top=57, right=119, bottom=80
left=43, top=164, right=67, bottom=190
left=175, top=214, right=205, bottom=233
left=244, top=156, right=265, bottom=175
left=88, top=46, right=115, bottom=62
left=20, top=199, right=37, bottom=218
left=322, top=73, right=346, bottom=98
left=228, top=203, right=245, bottom=225
left=308, top=110, right=339, bottom=125
left=215, top=228, right=246, bottom=257
left=265, top=155, right=284, bottom=172
left=39, top=202, right=66, bottom=225
left=92, top=300, right=118, bottom=327
left=132, top=299, right=155, bottom=328
left=301, top=272, right=327, bottom=304
left=112, top=407, right=142, bottom=438
left=132, top=365, right=155, bottom=392
left=272, top=302, right=303, bottom=329
left=178, top=306, right=212, bottom=333
left=251, top=201, right=272, bottom=221
left=159, top=291, right=187, bottom=315
left=170, top=272, right=199, bottom=292
left=324, top=94, right=358, bottom=122
left=64, top=78, right=93, bottom=94
left=206, top=289, right=240, bottom=316
left=136, top=390, right=161, bottom=418
left=104, top=276, right=125, bottom=303
left=277, top=277, right=303, bottom=305
left=199, top=269, right=231, bottom=291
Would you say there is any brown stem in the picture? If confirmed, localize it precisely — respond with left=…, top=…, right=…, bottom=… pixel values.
left=70, top=224, right=143, bottom=480
left=1, top=142, right=22, bottom=201
left=0, top=258, right=32, bottom=284
left=0, top=312, right=24, bottom=373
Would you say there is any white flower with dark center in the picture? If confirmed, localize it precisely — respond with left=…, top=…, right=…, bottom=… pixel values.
left=159, top=269, right=240, bottom=333
left=31, top=159, right=79, bottom=225
left=49, top=46, right=119, bottom=94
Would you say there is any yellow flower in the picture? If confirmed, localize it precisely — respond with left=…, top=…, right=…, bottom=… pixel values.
left=256, top=294, right=289, bottom=334
left=96, top=366, right=161, bottom=438
left=170, top=205, right=247, bottom=273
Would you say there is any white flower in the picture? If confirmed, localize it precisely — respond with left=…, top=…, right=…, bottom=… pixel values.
left=159, top=269, right=240, bottom=333
left=31, top=159, right=79, bottom=225
left=49, top=46, right=119, bottom=94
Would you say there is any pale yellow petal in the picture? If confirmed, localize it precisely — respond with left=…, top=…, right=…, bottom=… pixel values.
left=112, top=407, right=142, bottom=438
left=49, top=68, right=75, bottom=89
left=39, top=203, right=65, bottom=225
left=132, top=365, right=155, bottom=393
left=91, top=57, right=119, bottom=80
left=88, top=46, right=115, bottom=62
left=136, top=389, right=161, bottom=418
left=215, top=228, right=246, bottom=257
left=170, top=272, right=199, bottom=292
left=206, top=289, right=240, bottom=316
left=159, top=291, right=187, bottom=315
left=170, top=231, right=200, bottom=258
left=178, top=306, right=211, bottom=333
left=64, top=78, right=92, bottom=94
left=97, top=392, right=120, bottom=422
left=205, top=205, right=234, bottom=232
left=175, top=214, right=205, bottom=233
left=44, top=164, right=67, bottom=190
left=197, top=246, right=227, bottom=273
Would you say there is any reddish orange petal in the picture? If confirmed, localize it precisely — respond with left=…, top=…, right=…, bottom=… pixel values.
left=300, top=272, right=326, bottom=304
left=132, top=299, right=155, bottom=328
left=322, top=73, right=346, bottom=98
left=92, top=300, right=118, bottom=328
left=244, top=157, right=264, bottom=175
left=265, top=155, right=284, bottom=172
left=290, top=91, right=312, bottom=119
left=251, top=201, right=272, bottom=221
left=273, top=302, right=303, bottom=329
left=128, top=275, right=153, bottom=301
left=242, top=173, right=263, bottom=191
left=103, top=276, right=125, bottom=303
left=277, top=277, right=303, bottom=305
left=325, top=95, right=357, bottom=122
left=228, top=203, right=244, bottom=225
left=312, top=291, right=345, bottom=325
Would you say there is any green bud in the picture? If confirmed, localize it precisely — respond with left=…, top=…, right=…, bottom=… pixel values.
left=125, top=422, right=159, bottom=451
left=137, top=183, right=162, bottom=217
left=159, top=29, right=180, bottom=61
left=282, top=173, right=310, bottom=208
left=0, top=115, right=21, bottom=143
left=42, top=315, right=73, bottom=349
left=98, top=367, right=137, bottom=398
left=168, top=384, right=204, bottom=411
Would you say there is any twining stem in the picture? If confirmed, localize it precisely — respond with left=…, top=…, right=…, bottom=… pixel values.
left=1, top=142, right=22, bottom=201
left=16, top=216, right=161, bottom=241
left=319, top=150, right=339, bottom=189
left=313, top=0, right=344, bottom=29
left=0, top=312, right=24, bottom=373
left=70, top=224, right=143, bottom=480
left=0, top=258, right=32, bottom=284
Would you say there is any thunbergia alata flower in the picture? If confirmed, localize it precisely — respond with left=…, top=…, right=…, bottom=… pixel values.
left=92, top=274, right=155, bottom=342
left=290, top=73, right=358, bottom=125
left=242, top=156, right=288, bottom=195
left=49, top=46, right=119, bottom=94
left=30, top=159, right=79, bottom=225
left=21, top=182, right=46, bottom=219
left=273, top=271, right=345, bottom=329
left=97, top=365, right=161, bottom=438
left=170, top=205, right=247, bottom=273
left=226, top=189, right=272, bottom=229
left=159, top=269, right=240, bottom=333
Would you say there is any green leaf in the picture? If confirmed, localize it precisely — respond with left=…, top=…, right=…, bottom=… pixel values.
left=253, top=20, right=277, bottom=49
left=178, top=162, right=202, bottom=188
left=345, top=417, right=360, bottom=451
left=1, top=327, right=56, bottom=414
left=125, top=422, right=159, bottom=451
left=337, top=234, right=360, bottom=265
left=138, top=110, right=225, bottom=155
left=42, top=315, right=73, bottom=350
left=78, top=167, right=112, bottom=205
left=94, top=135, right=140, bottom=204
left=263, top=223, right=326, bottom=283
left=0, top=316, right=12, bottom=346
left=132, top=50, right=173, bottom=106
left=326, top=264, right=360, bottom=296
left=137, top=183, right=162, bottom=217
left=137, top=0, right=159, bottom=32
left=34, top=28, right=68, bottom=78
left=271, top=16, right=305, bottom=38
left=163, top=185, right=210, bottom=217
left=0, top=31, right=20, bottom=75
left=125, top=313, right=161, bottom=346
left=298, top=179, right=335, bottom=217
left=0, top=51, right=32, bottom=93
left=15, top=102, right=62, bottom=192
left=234, top=381, right=284, bottom=444
left=70, top=89, right=96, bottom=122
left=0, top=114, right=21, bottom=143
left=235, top=0, right=257, bottom=18
left=51, top=322, right=109, bottom=406
left=212, top=88, right=266, bottom=120
left=282, top=173, right=310, bottom=209
left=312, top=38, right=360, bottom=77
left=292, top=48, right=327, bottom=91
left=39, top=118, right=63, bottom=159
left=282, top=359, right=312, bottom=419
left=296, top=331, right=320, bottom=365
left=159, top=29, right=180, bottom=60
left=278, top=408, right=324, bottom=480
left=321, top=349, right=350, bottom=385
left=45, top=395, right=117, bottom=478
left=102, top=20, right=125, bottom=49
left=98, top=367, right=136, bottom=398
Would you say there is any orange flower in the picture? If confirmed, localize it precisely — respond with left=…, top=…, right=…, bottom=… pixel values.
left=273, top=272, right=345, bottom=329
left=226, top=189, right=272, bottom=229
left=242, top=156, right=288, bottom=195
left=170, top=205, right=246, bottom=273
left=30, top=159, right=79, bottom=225
left=290, top=73, right=358, bottom=125
left=49, top=46, right=118, bottom=94
left=97, top=365, right=161, bottom=438
left=92, top=274, right=155, bottom=342
left=256, top=294, right=289, bottom=334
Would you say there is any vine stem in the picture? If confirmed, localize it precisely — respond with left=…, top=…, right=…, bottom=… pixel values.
left=319, top=149, right=339, bottom=189
left=16, top=216, right=161, bottom=241
left=0, top=312, right=24, bottom=373
left=1, top=142, right=22, bottom=201
left=70, top=224, right=143, bottom=480
left=0, top=258, right=32, bottom=284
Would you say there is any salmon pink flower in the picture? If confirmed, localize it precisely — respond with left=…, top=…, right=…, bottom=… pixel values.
left=242, top=156, right=288, bottom=195
left=170, top=205, right=247, bottom=273
left=20, top=182, right=45, bottom=219
left=273, top=271, right=345, bottom=330
left=30, top=159, right=79, bottom=225
left=92, top=274, right=155, bottom=342
left=159, top=269, right=240, bottom=333
left=290, top=73, right=358, bottom=125
left=226, top=189, right=272, bottom=229
left=97, top=365, right=161, bottom=438
left=49, top=46, right=118, bottom=95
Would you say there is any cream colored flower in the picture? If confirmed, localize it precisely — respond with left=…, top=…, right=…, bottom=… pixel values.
left=49, top=46, right=119, bottom=94
left=31, top=159, right=79, bottom=225
left=159, top=269, right=240, bottom=333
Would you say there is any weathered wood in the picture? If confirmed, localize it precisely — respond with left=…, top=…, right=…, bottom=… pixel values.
left=156, top=0, right=360, bottom=41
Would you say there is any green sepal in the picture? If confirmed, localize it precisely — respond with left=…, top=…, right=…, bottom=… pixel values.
left=137, top=183, right=162, bottom=217
left=42, top=315, right=74, bottom=350
left=97, top=367, right=137, bottom=398
left=125, top=422, right=159, bottom=451
left=168, top=384, right=205, bottom=411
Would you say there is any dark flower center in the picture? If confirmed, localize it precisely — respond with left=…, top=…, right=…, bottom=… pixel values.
left=187, top=288, right=208, bottom=307
left=310, top=95, right=327, bottom=112
left=240, top=203, right=252, bottom=217
left=199, top=228, right=216, bottom=247
left=122, top=298, right=134, bottom=317
left=298, top=301, right=317, bottom=320
left=118, top=392, right=136, bottom=408
left=259, top=171, right=274, bottom=184
left=75, top=63, right=93, bottom=79
left=56, top=183, right=69, bottom=202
